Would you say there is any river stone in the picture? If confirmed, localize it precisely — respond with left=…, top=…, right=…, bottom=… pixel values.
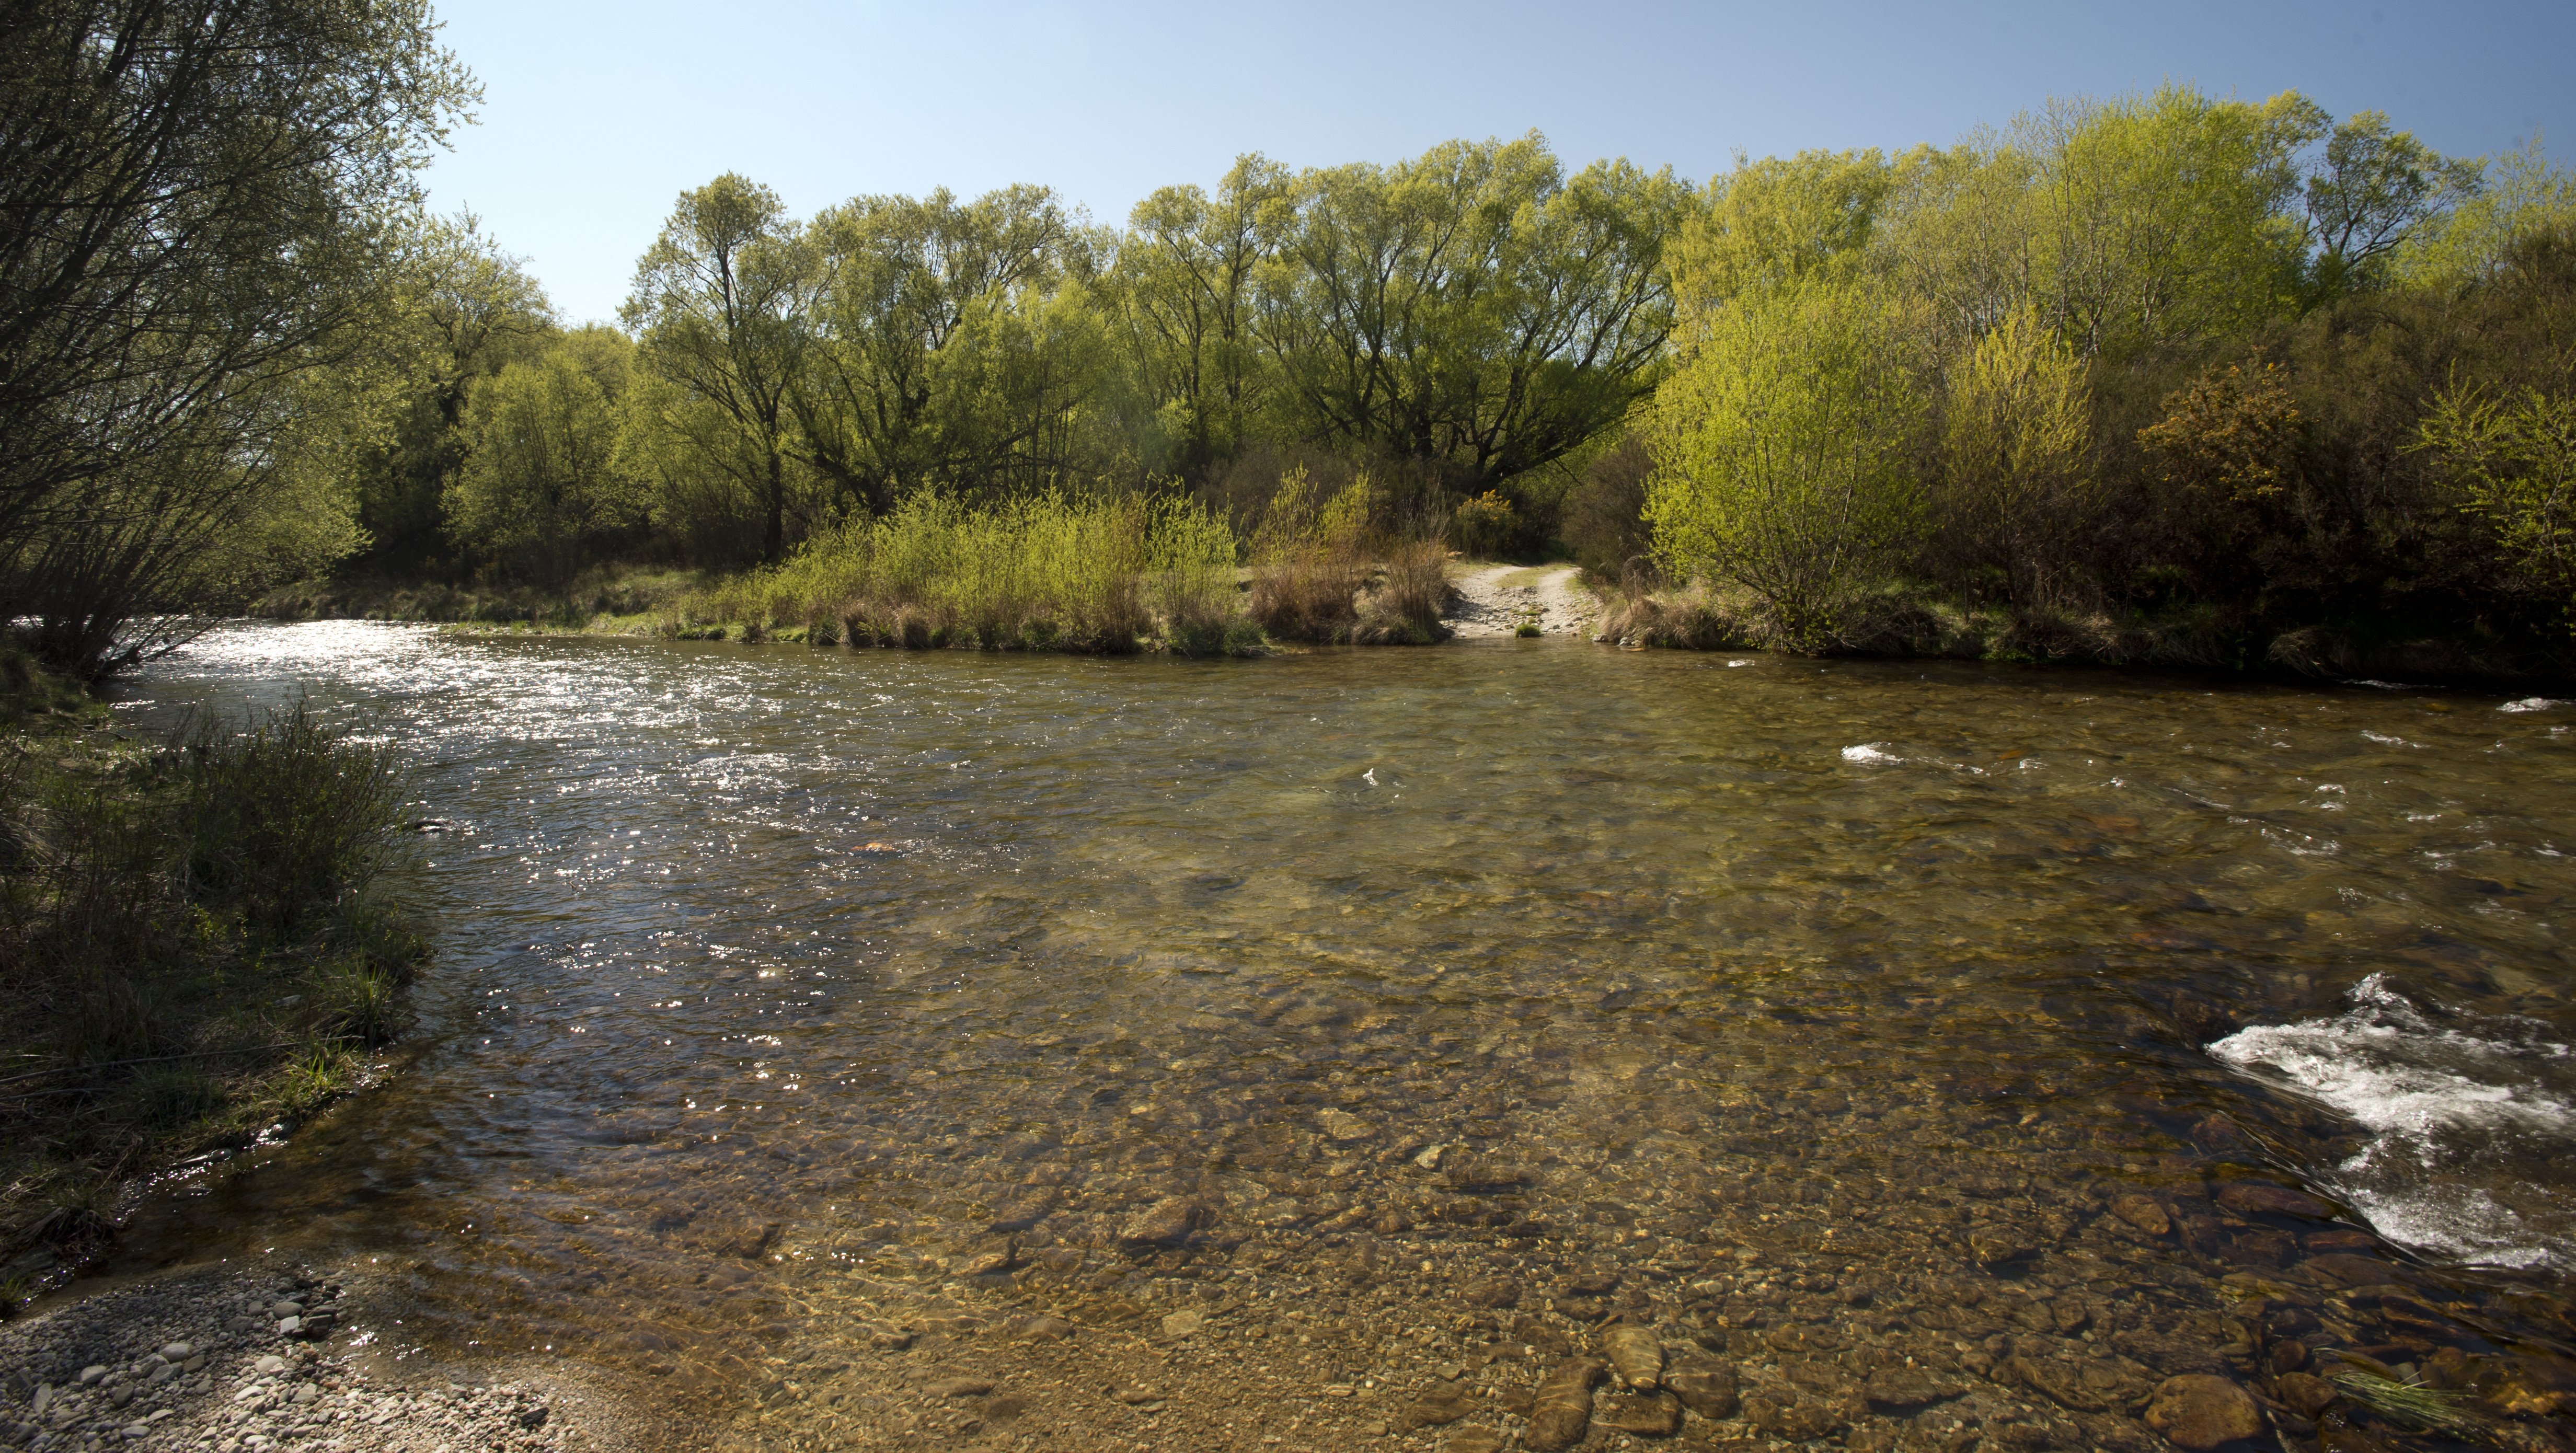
left=1743, top=1391, right=1845, bottom=1440
left=1524, top=1357, right=1606, bottom=1452
left=2144, top=1375, right=2263, bottom=1450
left=1665, top=1360, right=1739, bottom=1417
left=1864, top=1366, right=1956, bottom=1411
left=2215, top=1183, right=2333, bottom=1218
left=1010, top=1315, right=1074, bottom=1342
left=1442, top=1431, right=1505, bottom=1453
left=1317, top=1108, right=1372, bottom=1141
left=2275, top=1372, right=2338, bottom=1417
left=1593, top=1390, right=1683, bottom=1436
left=1118, top=1196, right=1209, bottom=1248
left=1439, top=1156, right=1532, bottom=1191
left=1600, top=1324, right=1663, bottom=1390
left=928, top=1378, right=993, bottom=1398
left=1159, top=1309, right=1204, bottom=1339
left=2316, top=1409, right=2395, bottom=1453
left=1402, top=1381, right=1476, bottom=1429
left=2300, top=1254, right=2393, bottom=1288
left=1461, top=1278, right=1521, bottom=1309
left=2112, top=1194, right=2172, bottom=1235
left=988, top=1190, right=1056, bottom=1233
left=1969, top=1228, right=2036, bottom=1267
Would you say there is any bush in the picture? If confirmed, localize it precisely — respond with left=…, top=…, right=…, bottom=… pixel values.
left=1644, top=275, right=1929, bottom=649
left=0, top=695, right=426, bottom=1265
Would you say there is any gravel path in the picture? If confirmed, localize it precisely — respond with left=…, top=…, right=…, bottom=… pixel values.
left=1442, top=566, right=1598, bottom=639
left=0, top=1266, right=650, bottom=1452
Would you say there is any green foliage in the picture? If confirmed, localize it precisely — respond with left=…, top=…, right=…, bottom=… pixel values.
left=0, top=0, right=479, bottom=677
left=446, top=337, right=646, bottom=582
left=1934, top=306, right=2094, bottom=603
left=1, top=697, right=425, bottom=1236
left=1452, top=491, right=1519, bottom=557
left=682, top=492, right=1247, bottom=654
left=2418, top=380, right=2576, bottom=628
left=2396, top=141, right=2576, bottom=292
left=1645, top=275, right=1930, bottom=648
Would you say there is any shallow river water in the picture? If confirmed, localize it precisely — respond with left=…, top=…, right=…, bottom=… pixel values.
left=96, top=624, right=2576, bottom=1452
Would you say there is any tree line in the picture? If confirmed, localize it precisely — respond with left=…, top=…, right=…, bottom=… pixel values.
left=5, top=0, right=2571, bottom=677
left=351, top=136, right=1689, bottom=588
left=1635, top=89, right=2576, bottom=669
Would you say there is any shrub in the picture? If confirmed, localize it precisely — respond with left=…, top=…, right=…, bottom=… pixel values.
left=1644, top=275, right=1929, bottom=650
left=1451, top=491, right=1518, bottom=557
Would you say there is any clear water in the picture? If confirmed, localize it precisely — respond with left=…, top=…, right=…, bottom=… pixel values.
left=95, top=624, right=2576, bottom=1450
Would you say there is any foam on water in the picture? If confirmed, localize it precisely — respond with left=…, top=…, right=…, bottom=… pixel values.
left=2209, top=974, right=2576, bottom=1270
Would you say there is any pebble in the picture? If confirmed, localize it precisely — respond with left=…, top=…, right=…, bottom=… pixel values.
left=1159, top=1308, right=1205, bottom=1338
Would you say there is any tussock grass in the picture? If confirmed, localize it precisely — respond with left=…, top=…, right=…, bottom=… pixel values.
left=2327, top=1368, right=2478, bottom=1434
left=676, top=493, right=1263, bottom=655
left=0, top=692, right=427, bottom=1300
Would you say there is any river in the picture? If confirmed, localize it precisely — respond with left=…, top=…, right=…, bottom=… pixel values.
left=97, top=622, right=2576, bottom=1452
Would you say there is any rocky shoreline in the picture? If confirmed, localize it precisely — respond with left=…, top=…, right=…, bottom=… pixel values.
left=0, top=1265, right=636, bottom=1452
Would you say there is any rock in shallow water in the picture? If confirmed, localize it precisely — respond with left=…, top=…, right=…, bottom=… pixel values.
left=1118, top=1196, right=1209, bottom=1248
left=1402, top=1380, right=1476, bottom=1429
left=1592, top=1390, right=1683, bottom=1435
left=2112, top=1194, right=2172, bottom=1236
left=2144, top=1374, right=2263, bottom=1450
left=1666, top=1360, right=1739, bottom=1417
left=1600, top=1324, right=1662, bottom=1390
left=1524, top=1357, right=1607, bottom=1452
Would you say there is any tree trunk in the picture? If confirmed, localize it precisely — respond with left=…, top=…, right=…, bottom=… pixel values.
left=763, top=445, right=785, bottom=563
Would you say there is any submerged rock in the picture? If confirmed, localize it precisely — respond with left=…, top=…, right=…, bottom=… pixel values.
left=2112, top=1194, right=2172, bottom=1236
left=1118, top=1196, right=1209, bottom=1248
left=1524, top=1357, right=1607, bottom=1452
left=1600, top=1324, right=1663, bottom=1390
left=1666, top=1360, right=1740, bottom=1417
left=1593, top=1389, right=1683, bottom=1435
left=2144, top=1374, right=2262, bottom=1450
left=2215, top=1183, right=2333, bottom=1219
left=1402, top=1380, right=1476, bottom=1429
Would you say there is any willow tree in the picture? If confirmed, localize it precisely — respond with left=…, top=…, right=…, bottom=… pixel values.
left=796, top=184, right=1111, bottom=511
left=1255, top=134, right=1695, bottom=493
left=1645, top=275, right=1928, bottom=648
left=0, top=0, right=476, bottom=674
left=624, top=174, right=815, bottom=563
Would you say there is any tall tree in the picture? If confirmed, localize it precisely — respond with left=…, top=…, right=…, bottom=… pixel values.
left=1257, top=134, right=1693, bottom=492
left=1111, top=156, right=1290, bottom=481
left=624, top=174, right=815, bottom=562
left=795, top=185, right=1085, bottom=512
left=0, top=0, right=476, bottom=673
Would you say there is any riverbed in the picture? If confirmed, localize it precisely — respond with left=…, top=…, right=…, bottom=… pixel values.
left=74, top=624, right=2576, bottom=1451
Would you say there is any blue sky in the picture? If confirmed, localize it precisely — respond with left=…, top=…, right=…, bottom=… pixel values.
left=419, top=1, right=2575, bottom=326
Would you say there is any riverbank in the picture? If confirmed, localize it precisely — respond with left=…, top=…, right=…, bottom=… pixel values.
left=0, top=660, right=427, bottom=1311
left=0, top=1261, right=655, bottom=1451
left=1594, top=583, right=2576, bottom=691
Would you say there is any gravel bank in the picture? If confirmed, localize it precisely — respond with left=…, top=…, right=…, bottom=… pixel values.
left=0, top=1265, right=644, bottom=1452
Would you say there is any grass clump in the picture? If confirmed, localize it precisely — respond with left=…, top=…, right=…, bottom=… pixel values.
left=0, top=686, right=427, bottom=1301
left=2327, top=1368, right=2478, bottom=1434
left=673, top=492, right=1265, bottom=655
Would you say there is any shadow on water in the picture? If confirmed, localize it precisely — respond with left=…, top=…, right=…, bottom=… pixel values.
left=91, top=625, right=2576, bottom=1452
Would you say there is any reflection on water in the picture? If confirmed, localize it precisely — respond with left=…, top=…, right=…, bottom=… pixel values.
left=101, top=624, right=2576, bottom=1451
